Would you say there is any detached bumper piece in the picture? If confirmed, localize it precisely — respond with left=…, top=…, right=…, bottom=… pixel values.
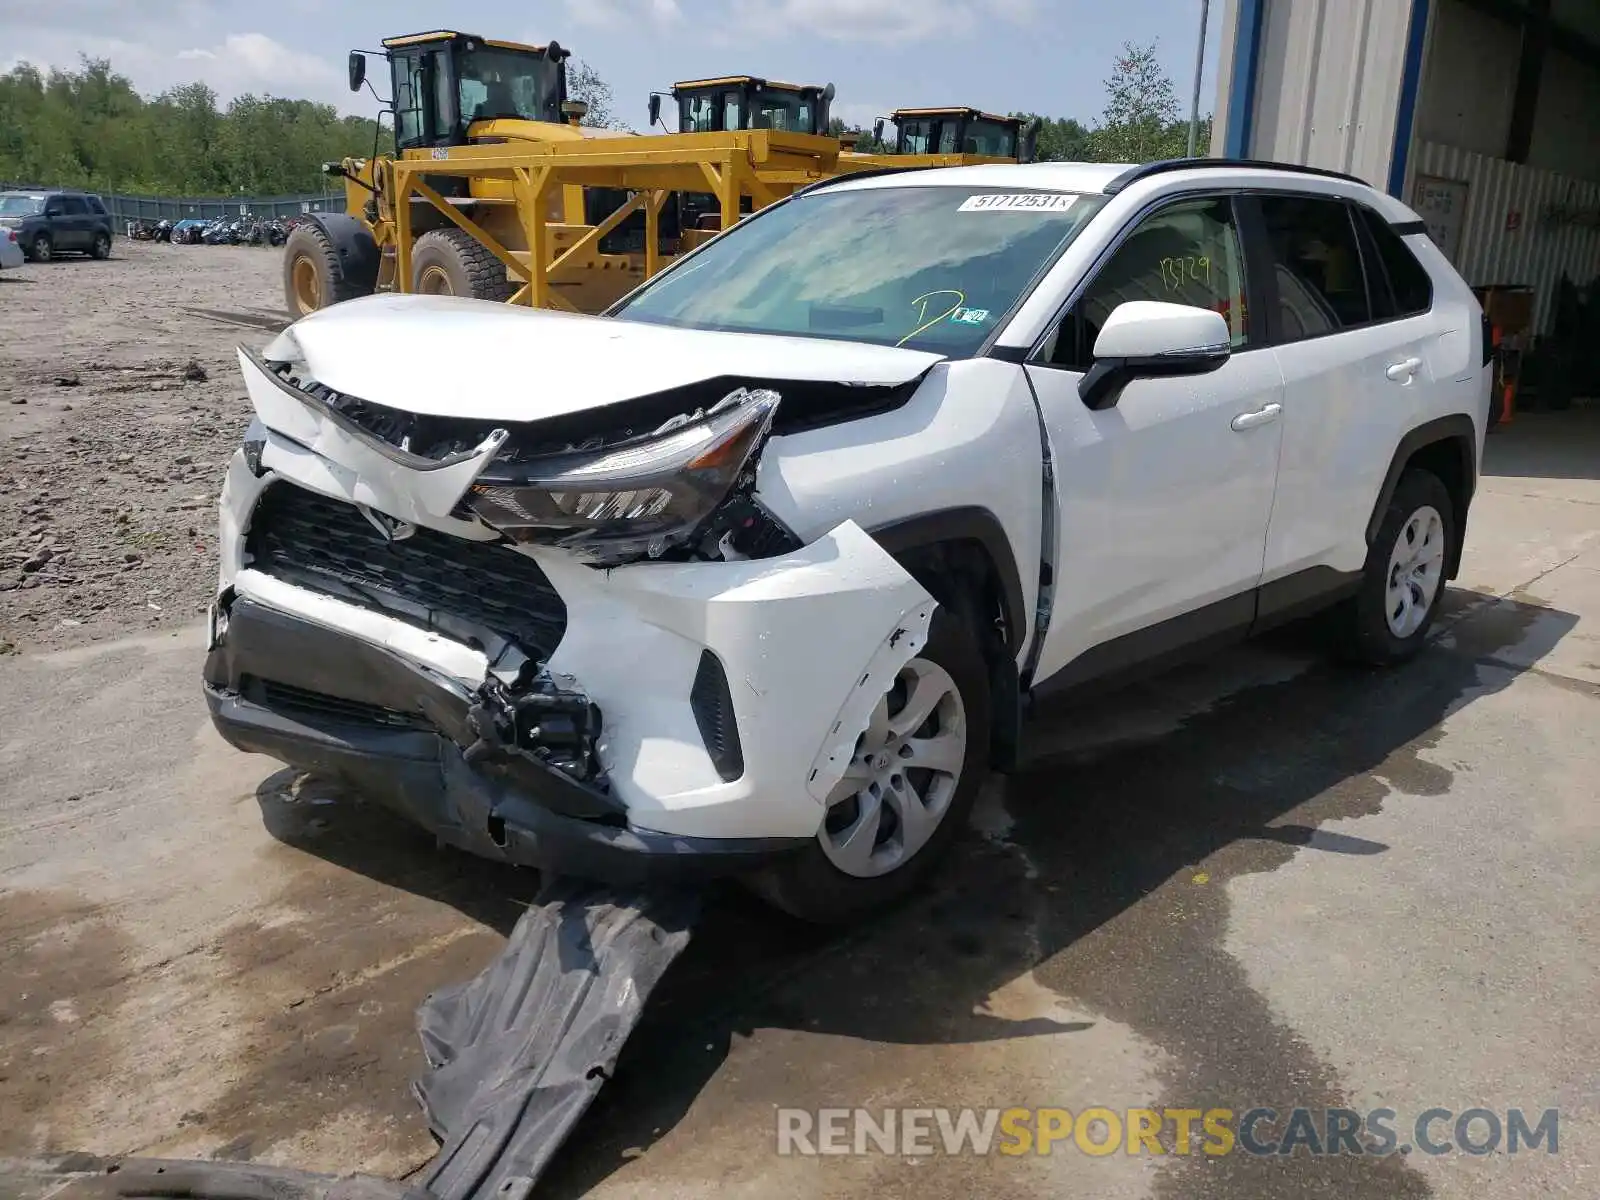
left=204, top=598, right=806, bottom=885
left=416, top=880, right=699, bottom=1200
left=9, top=883, right=700, bottom=1200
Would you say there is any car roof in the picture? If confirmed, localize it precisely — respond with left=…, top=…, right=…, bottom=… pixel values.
left=813, top=159, right=1421, bottom=223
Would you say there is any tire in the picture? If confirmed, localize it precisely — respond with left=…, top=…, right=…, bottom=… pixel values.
left=1336, top=467, right=1455, bottom=665
left=27, top=232, right=51, bottom=262
left=411, top=228, right=515, bottom=302
left=90, top=231, right=111, bottom=259
left=282, top=222, right=371, bottom=316
left=750, top=607, right=992, bottom=924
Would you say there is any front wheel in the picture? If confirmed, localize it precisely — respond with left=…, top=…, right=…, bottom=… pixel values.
left=28, top=232, right=51, bottom=262
left=750, top=608, right=992, bottom=924
left=411, top=228, right=516, bottom=302
left=282, top=222, right=373, bottom=316
left=1336, top=467, right=1455, bottom=665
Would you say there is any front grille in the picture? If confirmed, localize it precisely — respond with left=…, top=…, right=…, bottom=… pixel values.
left=246, top=483, right=567, bottom=657
left=244, top=676, right=432, bottom=731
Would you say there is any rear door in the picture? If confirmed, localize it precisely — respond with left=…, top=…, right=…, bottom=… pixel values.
left=58, top=196, right=91, bottom=249
left=1252, top=193, right=1440, bottom=592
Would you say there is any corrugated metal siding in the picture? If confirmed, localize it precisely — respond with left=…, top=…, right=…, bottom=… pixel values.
left=1248, top=0, right=1415, bottom=187
left=1415, top=139, right=1600, bottom=332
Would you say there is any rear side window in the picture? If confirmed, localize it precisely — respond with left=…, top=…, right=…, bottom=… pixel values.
left=87, top=196, right=108, bottom=216
left=1259, top=195, right=1370, bottom=341
left=1357, top=206, right=1432, bottom=318
left=60, top=196, right=88, bottom=215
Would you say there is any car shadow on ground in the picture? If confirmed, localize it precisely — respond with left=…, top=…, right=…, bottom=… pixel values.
left=256, top=588, right=1575, bottom=1200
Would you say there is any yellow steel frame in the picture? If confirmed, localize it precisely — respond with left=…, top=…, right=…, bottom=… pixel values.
left=383, top=129, right=844, bottom=307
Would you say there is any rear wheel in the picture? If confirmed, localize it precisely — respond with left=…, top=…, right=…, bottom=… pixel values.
left=1336, top=467, right=1455, bottom=665
left=90, top=231, right=111, bottom=259
left=750, top=608, right=992, bottom=924
left=411, top=228, right=515, bottom=302
left=282, top=222, right=371, bottom=316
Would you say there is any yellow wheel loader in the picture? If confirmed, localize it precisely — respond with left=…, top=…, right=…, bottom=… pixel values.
left=283, top=31, right=1036, bottom=319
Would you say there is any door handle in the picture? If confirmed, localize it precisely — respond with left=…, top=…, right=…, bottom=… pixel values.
left=1230, top=403, right=1282, bottom=431
left=1385, top=356, right=1423, bottom=382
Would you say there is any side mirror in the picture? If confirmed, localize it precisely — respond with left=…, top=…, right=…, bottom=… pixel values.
left=648, top=93, right=662, bottom=129
left=1078, top=301, right=1231, bottom=410
left=347, top=51, right=366, bottom=93
left=1019, top=117, right=1041, bottom=164
left=873, top=117, right=885, bottom=145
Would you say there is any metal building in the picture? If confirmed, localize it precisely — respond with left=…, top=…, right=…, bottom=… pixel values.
left=1211, top=0, right=1600, bottom=336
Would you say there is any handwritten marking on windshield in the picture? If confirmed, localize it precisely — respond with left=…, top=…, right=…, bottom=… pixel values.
left=898, top=289, right=966, bottom=347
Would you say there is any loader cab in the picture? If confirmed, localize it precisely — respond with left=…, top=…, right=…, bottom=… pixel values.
left=371, top=31, right=569, bottom=152
left=878, top=108, right=1027, bottom=159
left=667, top=76, right=834, bottom=135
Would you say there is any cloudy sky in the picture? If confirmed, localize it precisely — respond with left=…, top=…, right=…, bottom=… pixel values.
left=3, top=0, right=1225, bottom=131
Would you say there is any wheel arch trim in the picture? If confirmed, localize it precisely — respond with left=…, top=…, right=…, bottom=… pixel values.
left=865, top=506, right=1026, bottom=660
left=1365, top=414, right=1478, bottom=576
left=304, top=211, right=380, bottom=292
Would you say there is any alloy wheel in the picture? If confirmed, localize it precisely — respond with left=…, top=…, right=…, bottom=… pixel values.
left=818, top=657, right=967, bottom=879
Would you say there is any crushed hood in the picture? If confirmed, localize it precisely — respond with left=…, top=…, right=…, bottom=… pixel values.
left=269, top=293, right=945, bottom=421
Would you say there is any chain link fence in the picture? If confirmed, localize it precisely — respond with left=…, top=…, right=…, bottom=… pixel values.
left=1, top=182, right=346, bottom=228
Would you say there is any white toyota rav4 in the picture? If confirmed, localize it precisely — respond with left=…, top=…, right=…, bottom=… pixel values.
left=206, top=160, right=1492, bottom=921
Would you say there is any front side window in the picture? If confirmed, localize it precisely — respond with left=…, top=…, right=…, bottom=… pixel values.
left=1048, top=195, right=1249, bottom=371
left=899, top=118, right=933, bottom=154
left=615, top=185, right=1106, bottom=357
left=681, top=94, right=716, bottom=132
left=750, top=91, right=814, bottom=133
left=457, top=48, right=561, bottom=126
left=394, top=55, right=426, bottom=145
left=1260, top=195, right=1370, bottom=340
left=963, top=120, right=1017, bottom=157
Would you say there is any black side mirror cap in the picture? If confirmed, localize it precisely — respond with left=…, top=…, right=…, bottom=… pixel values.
left=648, top=94, right=662, bottom=128
left=348, top=51, right=366, bottom=93
left=1077, top=347, right=1230, bottom=410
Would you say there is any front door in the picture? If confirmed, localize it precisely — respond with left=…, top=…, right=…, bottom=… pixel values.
left=1023, top=193, right=1286, bottom=687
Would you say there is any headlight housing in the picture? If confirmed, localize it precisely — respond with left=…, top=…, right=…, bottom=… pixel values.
left=464, top=386, right=781, bottom=563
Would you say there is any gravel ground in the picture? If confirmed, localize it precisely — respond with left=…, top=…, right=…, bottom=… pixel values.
left=0, top=241, right=286, bottom=655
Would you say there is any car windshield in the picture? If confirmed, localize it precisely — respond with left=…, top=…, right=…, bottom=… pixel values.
left=0, top=195, right=46, bottom=216
left=614, top=185, right=1105, bottom=355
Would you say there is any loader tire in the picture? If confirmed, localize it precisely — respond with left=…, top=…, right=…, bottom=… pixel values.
left=283, top=222, right=370, bottom=316
left=411, top=228, right=515, bottom=303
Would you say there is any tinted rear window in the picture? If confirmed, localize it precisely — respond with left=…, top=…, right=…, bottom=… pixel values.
left=1358, top=206, right=1432, bottom=318
left=1259, top=195, right=1370, bottom=340
left=60, top=196, right=89, bottom=215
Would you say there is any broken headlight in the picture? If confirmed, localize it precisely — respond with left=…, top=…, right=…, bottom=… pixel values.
left=466, top=387, right=781, bottom=563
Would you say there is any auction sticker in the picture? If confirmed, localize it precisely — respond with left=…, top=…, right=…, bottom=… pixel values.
left=959, top=193, right=1077, bottom=212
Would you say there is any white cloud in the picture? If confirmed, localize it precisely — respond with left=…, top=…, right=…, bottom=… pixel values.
left=4, top=7, right=359, bottom=112
left=564, top=0, right=684, bottom=30
left=732, top=0, right=1035, bottom=43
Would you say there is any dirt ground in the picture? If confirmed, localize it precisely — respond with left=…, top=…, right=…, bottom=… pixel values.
left=0, top=244, right=1596, bottom=1199
left=0, top=240, right=285, bottom=656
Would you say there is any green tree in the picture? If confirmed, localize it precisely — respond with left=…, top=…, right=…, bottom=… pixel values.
left=1091, top=40, right=1191, bottom=163
left=828, top=116, right=888, bottom=153
left=0, top=56, right=384, bottom=195
left=568, top=59, right=628, bottom=130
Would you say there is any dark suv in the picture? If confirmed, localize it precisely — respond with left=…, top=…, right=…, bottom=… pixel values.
left=0, top=190, right=115, bottom=261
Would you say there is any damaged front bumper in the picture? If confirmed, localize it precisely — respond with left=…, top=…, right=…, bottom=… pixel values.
left=207, top=353, right=936, bottom=882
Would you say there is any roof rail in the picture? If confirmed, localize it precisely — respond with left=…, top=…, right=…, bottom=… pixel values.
left=1104, top=158, right=1371, bottom=194
left=797, top=164, right=935, bottom=195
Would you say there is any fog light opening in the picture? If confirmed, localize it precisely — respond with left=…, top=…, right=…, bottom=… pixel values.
left=487, top=815, right=508, bottom=848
